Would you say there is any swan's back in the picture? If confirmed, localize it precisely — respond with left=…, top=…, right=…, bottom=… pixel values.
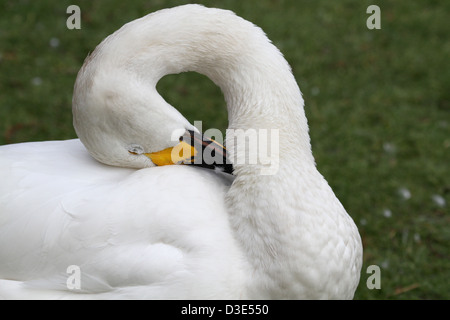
left=0, top=140, right=245, bottom=299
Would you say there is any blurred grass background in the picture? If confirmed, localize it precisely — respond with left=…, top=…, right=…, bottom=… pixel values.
left=0, top=0, right=448, bottom=299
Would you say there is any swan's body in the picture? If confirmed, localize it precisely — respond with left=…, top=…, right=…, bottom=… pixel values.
left=0, top=5, right=362, bottom=299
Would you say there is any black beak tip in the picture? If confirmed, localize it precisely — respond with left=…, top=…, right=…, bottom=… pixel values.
left=181, top=129, right=234, bottom=175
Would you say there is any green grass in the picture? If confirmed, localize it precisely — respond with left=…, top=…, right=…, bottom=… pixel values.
left=0, top=0, right=448, bottom=299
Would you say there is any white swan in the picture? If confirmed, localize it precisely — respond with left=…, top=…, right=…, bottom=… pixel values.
left=0, top=4, right=362, bottom=299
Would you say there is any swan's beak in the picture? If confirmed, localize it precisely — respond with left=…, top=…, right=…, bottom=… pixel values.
left=144, top=130, right=233, bottom=174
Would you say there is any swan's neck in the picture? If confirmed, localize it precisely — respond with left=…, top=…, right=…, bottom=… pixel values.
left=94, top=6, right=314, bottom=167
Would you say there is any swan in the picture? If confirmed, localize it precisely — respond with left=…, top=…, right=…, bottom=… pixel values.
left=0, top=4, right=362, bottom=299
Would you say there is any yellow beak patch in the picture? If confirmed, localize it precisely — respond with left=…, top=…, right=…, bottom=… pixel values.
left=145, top=141, right=197, bottom=166
left=137, top=130, right=233, bottom=174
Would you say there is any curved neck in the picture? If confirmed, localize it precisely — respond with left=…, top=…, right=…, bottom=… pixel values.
left=94, top=5, right=314, bottom=170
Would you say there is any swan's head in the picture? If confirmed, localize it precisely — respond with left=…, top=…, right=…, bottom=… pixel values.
left=72, top=66, right=188, bottom=168
left=72, top=57, right=231, bottom=172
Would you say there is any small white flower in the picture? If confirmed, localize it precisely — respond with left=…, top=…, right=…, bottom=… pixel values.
left=31, top=77, right=42, bottom=86
left=398, top=187, right=411, bottom=200
left=49, top=37, right=60, bottom=48
left=382, top=208, right=392, bottom=218
left=382, top=142, right=396, bottom=154
left=431, top=194, right=446, bottom=207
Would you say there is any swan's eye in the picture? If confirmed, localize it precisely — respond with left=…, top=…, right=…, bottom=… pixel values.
left=128, top=144, right=144, bottom=155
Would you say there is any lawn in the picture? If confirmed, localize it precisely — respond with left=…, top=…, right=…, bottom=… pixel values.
left=0, top=0, right=448, bottom=299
